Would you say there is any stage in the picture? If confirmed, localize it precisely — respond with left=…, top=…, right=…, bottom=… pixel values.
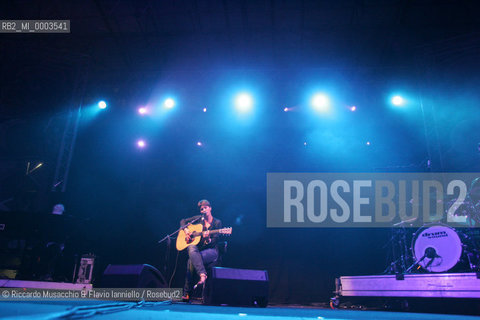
left=1, top=300, right=479, bottom=320
left=2, top=2, right=480, bottom=318
left=1, top=275, right=479, bottom=318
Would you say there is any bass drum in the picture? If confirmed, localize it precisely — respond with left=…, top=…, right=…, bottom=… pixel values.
left=412, top=224, right=462, bottom=272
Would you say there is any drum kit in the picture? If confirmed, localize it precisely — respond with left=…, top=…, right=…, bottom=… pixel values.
left=385, top=178, right=480, bottom=274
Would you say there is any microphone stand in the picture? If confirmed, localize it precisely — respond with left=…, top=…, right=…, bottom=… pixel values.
left=405, top=254, right=427, bottom=273
left=158, top=215, right=204, bottom=286
left=158, top=215, right=203, bottom=244
left=423, top=256, right=437, bottom=270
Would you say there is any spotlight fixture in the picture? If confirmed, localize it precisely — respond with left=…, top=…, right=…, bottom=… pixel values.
left=311, top=94, right=329, bottom=112
left=164, top=98, right=175, bottom=109
left=98, top=101, right=107, bottom=109
left=391, top=96, right=404, bottom=106
left=234, top=93, right=254, bottom=113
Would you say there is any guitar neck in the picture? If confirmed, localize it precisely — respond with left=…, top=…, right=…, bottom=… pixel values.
left=191, top=228, right=223, bottom=237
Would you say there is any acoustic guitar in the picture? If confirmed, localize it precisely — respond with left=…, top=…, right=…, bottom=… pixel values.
left=176, top=224, right=232, bottom=251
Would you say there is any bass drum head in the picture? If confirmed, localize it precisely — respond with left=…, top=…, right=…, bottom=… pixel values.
left=412, top=225, right=462, bottom=272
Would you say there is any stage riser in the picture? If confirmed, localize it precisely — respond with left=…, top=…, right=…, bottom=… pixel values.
left=0, top=279, right=92, bottom=290
left=338, top=272, right=480, bottom=299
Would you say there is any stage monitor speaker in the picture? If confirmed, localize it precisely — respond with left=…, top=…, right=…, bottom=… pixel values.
left=204, top=267, right=269, bottom=307
left=101, top=264, right=167, bottom=288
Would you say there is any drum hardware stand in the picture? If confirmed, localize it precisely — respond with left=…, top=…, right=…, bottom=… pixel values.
left=462, top=233, right=480, bottom=272
left=465, top=177, right=480, bottom=225
left=383, top=224, right=413, bottom=275
left=467, top=178, right=480, bottom=271
left=466, top=251, right=479, bottom=272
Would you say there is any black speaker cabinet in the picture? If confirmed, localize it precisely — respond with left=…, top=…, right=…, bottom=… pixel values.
left=101, top=264, right=167, bottom=288
left=204, top=267, right=269, bottom=307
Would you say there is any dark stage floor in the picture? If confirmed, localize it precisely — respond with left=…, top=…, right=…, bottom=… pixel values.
left=1, top=301, right=479, bottom=320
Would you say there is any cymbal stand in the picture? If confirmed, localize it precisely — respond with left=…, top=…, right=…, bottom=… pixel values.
left=384, top=225, right=412, bottom=274
left=460, top=230, right=480, bottom=272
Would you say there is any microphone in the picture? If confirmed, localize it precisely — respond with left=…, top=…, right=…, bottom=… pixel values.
left=424, top=247, right=438, bottom=259
left=421, top=247, right=440, bottom=270
left=414, top=248, right=434, bottom=270
left=417, top=253, right=427, bottom=264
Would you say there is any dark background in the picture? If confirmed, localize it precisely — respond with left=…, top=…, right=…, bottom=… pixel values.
left=1, top=0, right=480, bottom=304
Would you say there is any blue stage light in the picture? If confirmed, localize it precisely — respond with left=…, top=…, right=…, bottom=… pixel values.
left=138, top=107, right=148, bottom=115
left=391, top=95, right=404, bottom=106
left=137, top=139, right=147, bottom=148
left=234, top=93, right=254, bottom=113
left=164, top=98, right=175, bottom=109
left=311, top=93, right=330, bottom=112
left=98, top=100, right=107, bottom=109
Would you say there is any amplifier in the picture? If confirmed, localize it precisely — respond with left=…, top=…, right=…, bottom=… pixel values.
left=101, top=264, right=166, bottom=288
left=204, top=267, right=269, bottom=307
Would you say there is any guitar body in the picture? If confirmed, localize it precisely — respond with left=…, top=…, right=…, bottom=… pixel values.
left=176, top=224, right=233, bottom=251
left=176, top=224, right=203, bottom=251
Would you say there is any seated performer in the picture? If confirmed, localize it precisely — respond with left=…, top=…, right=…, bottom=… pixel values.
left=180, top=199, right=222, bottom=301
